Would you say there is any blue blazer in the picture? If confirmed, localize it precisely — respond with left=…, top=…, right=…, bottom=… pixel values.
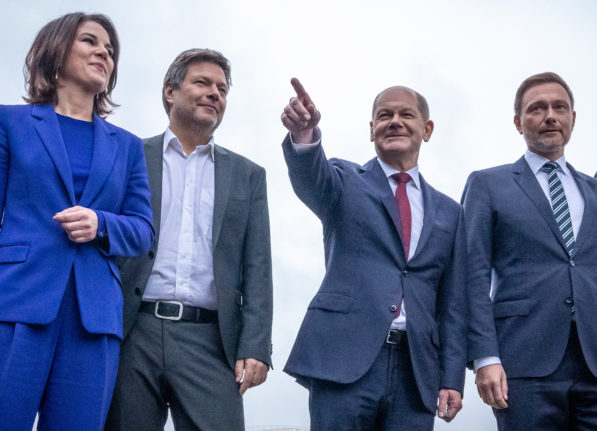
left=282, top=135, right=467, bottom=414
left=462, top=157, right=597, bottom=378
left=0, top=104, right=154, bottom=339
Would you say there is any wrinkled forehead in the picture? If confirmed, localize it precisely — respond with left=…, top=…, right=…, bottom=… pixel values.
left=372, top=86, right=418, bottom=114
left=521, top=82, right=572, bottom=107
left=184, top=61, right=227, bottom=85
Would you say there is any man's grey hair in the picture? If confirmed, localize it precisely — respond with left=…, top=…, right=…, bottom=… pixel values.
left=162, top=48, right=232, bottom=116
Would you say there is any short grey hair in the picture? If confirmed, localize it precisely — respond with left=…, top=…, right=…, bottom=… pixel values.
left=371, top=86, right=430, bottom=122
left=162, top=48, right=231, bottom=116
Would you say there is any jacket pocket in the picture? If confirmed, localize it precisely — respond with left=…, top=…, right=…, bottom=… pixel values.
left=308, top=292, right=353, bottom=313
left=0, top=243, right=30, bottom=263
left=493, top=299, right=530, bottom=318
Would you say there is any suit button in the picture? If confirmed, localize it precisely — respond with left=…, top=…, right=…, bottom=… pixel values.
left=402, top=270, right=408, bottom=276
left=148, top=250, right=155, bottom=259
left=390, top=304, right=398, bottom=312
left=564, top=298, right=573, bottom=305
left=570, top=260, right=575, bottom=267
left=135, top=287, right=142, bottom=296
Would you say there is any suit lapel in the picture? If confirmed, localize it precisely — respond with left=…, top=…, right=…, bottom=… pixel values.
left=143, top=135, right=164, bottom=241
left=512, top=156, right=567, bottom=252
left=411, top=174, right=438, bottom=260
left=568, top=164, right=596, bottom=256
left=32, top=105, right=76, bottom=205
left=212, top=145, right=232, bottom=250
left=79, top=114, right=118, bottom=207
left=361, top=158, right=407, bottom=264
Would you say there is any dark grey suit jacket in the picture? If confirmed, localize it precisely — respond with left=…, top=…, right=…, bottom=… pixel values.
left=118, top=134, right=273, bottom=368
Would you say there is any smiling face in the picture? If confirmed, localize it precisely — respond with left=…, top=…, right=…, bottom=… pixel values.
left=514, top=82, right=576, bottom=160
left=61, top=20, right=114, bottom=96
left=370, top=87, right=433, bottom=170
left=165, top=62, right=228, bottom=134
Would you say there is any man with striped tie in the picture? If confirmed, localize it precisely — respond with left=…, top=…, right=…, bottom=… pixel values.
left=462, top=72, right=597, bottom=430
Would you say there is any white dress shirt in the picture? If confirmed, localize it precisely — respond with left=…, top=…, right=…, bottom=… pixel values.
left=290, top=130, right=423, bottom=331
left=475, top=150, right=585, bottom=371
left=143, top=128, right=217, bottom=309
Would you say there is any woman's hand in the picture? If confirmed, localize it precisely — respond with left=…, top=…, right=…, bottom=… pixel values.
left=54, top=206, right=98, bottom=243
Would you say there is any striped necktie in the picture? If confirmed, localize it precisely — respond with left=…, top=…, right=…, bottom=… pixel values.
left=541, top=162, right=575, bottom=256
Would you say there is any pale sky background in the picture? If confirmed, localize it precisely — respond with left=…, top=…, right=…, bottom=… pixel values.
left=2, top=1, right=597, bottom=429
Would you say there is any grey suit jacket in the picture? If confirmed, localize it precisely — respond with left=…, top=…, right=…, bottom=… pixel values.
left=119, top=134, right=273, bottom=368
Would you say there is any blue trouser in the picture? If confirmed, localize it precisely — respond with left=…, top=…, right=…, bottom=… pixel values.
left=0, top=274, right=120, bottom=431
left=308, top=334, right=435, bottom=431
left=495, top=323, right=597, bottom=431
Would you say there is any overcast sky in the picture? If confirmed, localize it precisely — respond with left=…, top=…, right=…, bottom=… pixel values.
left=2, top=1, right=596, bottom=429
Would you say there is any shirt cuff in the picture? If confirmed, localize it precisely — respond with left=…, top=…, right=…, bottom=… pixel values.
left=473, top=356, right=501, bottom=373
left=289, top=128, right=322, bottom=152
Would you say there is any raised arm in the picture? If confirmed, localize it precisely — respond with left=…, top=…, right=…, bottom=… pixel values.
left=281, top=78, right=321, bottom=143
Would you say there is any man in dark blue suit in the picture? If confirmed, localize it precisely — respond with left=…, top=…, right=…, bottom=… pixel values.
left=281, top=79, right=467, bottom=430
left=463, top=72, right=597, bottom=430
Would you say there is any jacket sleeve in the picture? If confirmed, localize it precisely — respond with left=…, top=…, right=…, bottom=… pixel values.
left=97, top=135, right=154, bottom=257
left=437, top=207, right=468, bottom=393
left=461, top=171, right=500, bottom=364
left=0, top=108, right=9, bottom=220
left=235, top=166, right=274, bottom=366
left=281, top=132, right=342, bottom=223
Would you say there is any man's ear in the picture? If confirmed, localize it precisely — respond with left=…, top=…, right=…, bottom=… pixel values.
left=164, top=85, right=176, bottom=106
left=514, top=115, right=523, bottom=134
left=423, top=120, right=434, bottom=142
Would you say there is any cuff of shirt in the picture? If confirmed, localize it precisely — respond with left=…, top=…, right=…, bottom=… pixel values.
left=473, top=356, right=501, bottom=373
left=289, top=127, right=322, bottom=152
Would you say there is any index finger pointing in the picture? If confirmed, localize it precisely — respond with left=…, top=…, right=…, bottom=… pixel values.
left=291, top=77, right=312, bottom=104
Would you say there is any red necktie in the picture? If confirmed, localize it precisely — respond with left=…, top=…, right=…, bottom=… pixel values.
left=392, top=172, right=412, bottom=261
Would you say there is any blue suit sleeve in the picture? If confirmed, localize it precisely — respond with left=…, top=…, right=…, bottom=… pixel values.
left=97, top=136, right=154, bottom=257
left=281, top=132, right=342, bottom=222
left=461, top=172, right=500, bottom=363
left=0, top=110, right=9, bottom=217
left=438, top=207, right=468, bottom=393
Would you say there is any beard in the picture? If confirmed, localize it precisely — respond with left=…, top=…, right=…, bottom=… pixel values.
left=525, top=132, right=569, bottom=158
